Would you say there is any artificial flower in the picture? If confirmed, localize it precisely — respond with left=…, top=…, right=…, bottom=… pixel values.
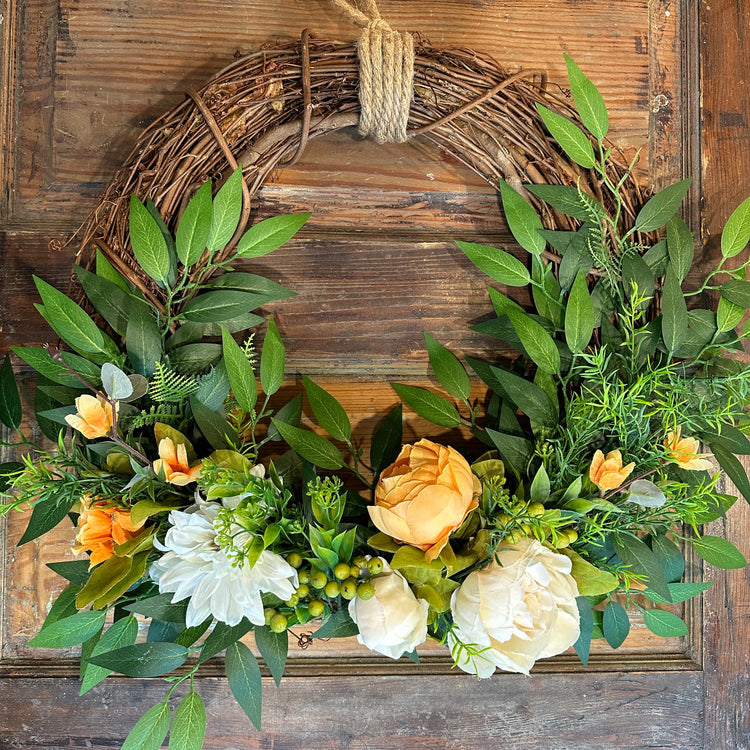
left=153, top=437, right=202, bottom=485
left=348, top=559, right=429, bottom=659
left=664, top=426, right=714, bottom=471
left=449, top=537, right=580, bottom=677
left=64, top=394, right=116, bottom=439
left=369, top=439, right=480, bottom=562
left=72, top=495, right=146, bottom=568
left=150, top=499, right=298, bottom=627
left=589, top=449, right=635, bottom=492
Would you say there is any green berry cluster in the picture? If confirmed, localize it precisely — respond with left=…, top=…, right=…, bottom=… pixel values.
left=492, top=500, right=578, bottom=549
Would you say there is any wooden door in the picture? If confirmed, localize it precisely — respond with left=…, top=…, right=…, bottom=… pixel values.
left=1, top=1, right=748, bottom=747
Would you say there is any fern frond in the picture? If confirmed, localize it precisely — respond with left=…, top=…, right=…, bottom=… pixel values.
left=149, top=362, right=200, bottom=403
left=127, top=403, right=182, bottom=432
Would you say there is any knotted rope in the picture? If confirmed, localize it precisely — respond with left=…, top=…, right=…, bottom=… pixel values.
left=330, top=0, right=414, bottom=143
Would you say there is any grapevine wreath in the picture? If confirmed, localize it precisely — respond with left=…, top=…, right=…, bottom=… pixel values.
left=2, top=1, right=750, bottom=748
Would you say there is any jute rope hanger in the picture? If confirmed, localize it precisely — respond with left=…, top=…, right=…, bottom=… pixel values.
left=330, top=0, right=415, bottom=144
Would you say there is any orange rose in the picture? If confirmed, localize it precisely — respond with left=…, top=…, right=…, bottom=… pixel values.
left=65, top=394, right=116, bottom=439
left=72, top=495, right=145, bottom=568
left=369, top=439, right=480, bottom=562
left=664, top=427, right=714, bottom=471
left=153, top=437, right=202, bottom=485
left=589, top=449, right=635, bottom=492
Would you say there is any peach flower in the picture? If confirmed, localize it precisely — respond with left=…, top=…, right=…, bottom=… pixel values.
left=589, top=449, right=635, bottom=492
left=664, top=427, right=714, bottom=471
left=153, top=437, right=202, bottom=485
left=72, top=495, right=145, bottom=568
left=369, top=439, right=480, bottom=562
left=65, top=394, right=116, bottom=439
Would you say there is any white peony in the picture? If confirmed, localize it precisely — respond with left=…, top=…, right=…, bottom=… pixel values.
left=150, top=498, right=298, bottom=628
left=449, top=537, right=580, bottom=676
left=348, top=559, right=429, bottom=659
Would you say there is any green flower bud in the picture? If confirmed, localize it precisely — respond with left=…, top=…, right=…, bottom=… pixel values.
left=270, top=614, right=288, bottom=633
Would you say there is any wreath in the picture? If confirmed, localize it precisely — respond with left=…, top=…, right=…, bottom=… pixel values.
left=2, top=2, right=750, bottom=748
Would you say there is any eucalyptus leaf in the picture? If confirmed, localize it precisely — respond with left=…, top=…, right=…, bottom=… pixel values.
left=101, top=362, right=134, bottom=400
left=625, top=479, right=667, bottom=508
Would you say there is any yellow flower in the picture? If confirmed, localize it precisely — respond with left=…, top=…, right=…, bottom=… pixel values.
left=369, top=439, right=480, bottom=562
left=589, top=449, right=635, bottom=492
left=664, top=427, right=714, bottom=471
left=64, top=394, right=116, bottom=439
left=72, top=495, right=145, bottom=568
left=153, top=437, right=202, bottom=485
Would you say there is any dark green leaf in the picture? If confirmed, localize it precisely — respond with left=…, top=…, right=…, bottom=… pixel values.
left=423, top=332, right=471, bottom=400
left=195, top=362, right=230, bottom=410
left=621, top=251, right=655, bottom=309
left=270, top=418, right=344, bottom=470
left=123, top=593, right=187, bottom=623
left=565, top=54, right=609, bottom=139
left=29, top=610, right=107, bottom=648
left=485, top=428, right=534, bottom=474
left=38, top=586, right=80, bottom=633
left=498, top=180, right=545, bottom=255
left=641, top=581, right=713, bottom=604
left=169, top=691, right=207, bottom=750
left=80, top=615, right=139, bottom=695
left=573, top=596, right=594, bottom=666
left=634, top=178, right=692, bottom=233
left=226, top=641, right=263, bottom=730
left=198, top=312, right=265, bottom=337
left=0, top=354, right=22, bottom=429
left=127, top=301, right=162, bottom=378
left=481, top=367, right=557, bottom=426
left=74, top=265, right=133, bottom=336
left=370, top=404, right=403, bottom=476
left=649, top=533, right=685, bottom=584
left=210, top=273, right=296, bottom=300
left=169, top=343, right=222, bottom=375
left=47, top=560, right=92, bottom=587
left=222, top=328, right=257, bottom=412
left=88, top=641, right=189, bottom=677
left=266, top=394, right=303, bottom=441
left=705, top=424, right=750, bottom=455
left=206, top=168, right=243, bottom=252
left=528, top=186, right=592, bottom=221
left=712, top=444, right=750, bottom=504
left=602, top=600, right=630, bottom=649
left=565, top=270, right=595, bottom=352
left=197, top=618, right=253, bottom=665
left=642, top=239, right=669, bottom=277
left=96, top=249, right=132, bottom=293
left=121, top=702, right=171, bottom=750
left=260, top=316, right=285, bottom=396
left=254, top=626, right=288, bottom=686
left=558, top=226, right=595, bottom=291
left=0, top=461, right=23, bottom=493
left=456, top=241, right=530, bottom=287
left=391, top=383, right=461, bottom=428
left=661, top=264, right=688, bottom=355
left=507, top=309, right=560, bottom=374
left=182, top=291, right=268, bottom=323
left=716, top=296, right=745, bottom=333
left=190, top=397, right=238, bottom=450
left=720, top=279, right=750, bottom=308
left=691, top=534, right=747, bottom=569
left=12, top=347, right=101, bottom=388
left=19, top=494, right=78, bottom=545
left=642, top=609, right=689, bottom=637
left=130, top=195, right=171, bottom=284
left=303, top=376, right=351, bottom=441
left=721, top=193, right=750, bottom=258
left=236, top=213, right=311, bottom=258
left=176, top=181, right=213, bottom=266
left=666, top=215, right=694, bottom=283
left=536, top=104, right=596, bottom=168
left=530, top=255, right=564, bottom=328
left=614, top=534, right=672, bottom=601
left=312, top=607, right=359, bottom=639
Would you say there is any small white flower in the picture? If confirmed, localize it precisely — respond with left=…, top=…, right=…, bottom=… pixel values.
left=348, top=559, right=428, bottom=659
left=450, top=537, right=580, bottom=676
left=150, top=500, right=298, bottom=627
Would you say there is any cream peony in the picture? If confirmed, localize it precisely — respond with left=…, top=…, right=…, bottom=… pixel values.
left=348, top=559, right=429, bottom=659
left=150, top=498, right=298, bottom=627
left=449, top=537, right=580, bottom=676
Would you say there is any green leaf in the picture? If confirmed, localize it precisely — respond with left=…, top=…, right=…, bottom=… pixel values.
left=129, top=195, right=171, bottom=284
left=370, top=404, right=403, bottom=475
left=236, top=213, right=311, bottom=258
left=176, top=181, right=213, bottom=266
left=254, top=625, right=288, bottom=686
left=197, top=618, right=253, bottom=665
left=18, top=494, right=78, bottom=545
left=12, top=347, right=101, bottom=388
left=127, top=301, right=162, bottom=378
left=716, top=296, right=745, bottom=332
left=33, top=277, right=109, bottom=359
left=29, top=610, right=107, bottom=648
left=649, top=533, right=685, bottom=583
left=101, top=362, right=133, bottom=401
left=96, top=249, right=132, bottom=292
left=498, top=180, right=545, bottom=256
left=266, top=393, right=303, bottom=441
left=565, top=54, right=609, bottom=140
left=485, top=428, right=534, bottom=474
left=121, top=702, right=171, bottom=750
left=661, top=264, right=688, bottom=355
left=573, top=597, right=594, bottom=666
left=226, top=641, right=263, bottom=730
left=527, top=185, right=592, bottom=221
left=621, top=250, right=654, bottom=308
left=634, top=178, right=693, bottom=233
left=221, top=328, right=257, bottom=412
left=88, top=641, right=189, bottom=677
left=720, top=279, right=750, bottom=308
left=721, top=193, right=750, bottom=258
left=565, top=270, right=595, bottom=352
left=303, top=376, right=351, bottom=441
left=507, top=309, right=560, bottom=374
left=706, top=424, right=750, bottom=455
left=666, top=215, right=694, bottom=283
left=614, top=534, right=672, bottom=601
left=80, top=615, right=139, bottom=695
left=691, top=534, right=747, bottom=569
left=482, top=367, right=557, bottom=427
left=74, top=265, right=132, bottom=336
left=642, top=609, right=689, bottom=637
left=206, top=167, right=243, bottom=252
left=560, top=549, right=618, bottom=596
left=38, top=587, right=81, bottom=633
left=312, top=608, right=359, bottom=639
left=423, top=332, right=471, bottom=400
left=0, top=354, right=22, bottom=429
left=169, top=691, right=207, bottom=750
left=260, top=316, right=285, bottom=396
left=47, top=560, right=92, bottom=587
left=210, top=272, right=296, bottom=300
left=602, top=600, right=630, bottom=649
left=456, top=241, right=530, bottom=287
left=391, top=383, right=461, bottom=427
left=182, top=290, right=268, bottom=324
left=190, top=397, right=238, bottom=450
left=641, top=581, right=713, bottom=604
left=169, top=343, right=222, bottom=375
left=536, top=104, right=596, bottom=168
left=270, top=419, right=344, bottom=470
left=195, top=361, right=230, bottom=410
left=711, top=444, right=750, bottom=504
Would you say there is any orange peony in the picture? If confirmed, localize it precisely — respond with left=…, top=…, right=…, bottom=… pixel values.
left=65, top=394, right=116, bottom=439
left=369, top=439, right=480, bottom=562
left=72, top=495, right=145, bottom=568
left=589, top=449, right=635, bottom=492
left=664, top=427, right=714, bottom=471
left=153, top=437, right=202, bottom=485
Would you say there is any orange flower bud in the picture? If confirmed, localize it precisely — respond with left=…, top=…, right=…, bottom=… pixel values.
left=153, top=437, right=202, bottom=485
left=65, top=394, right=115, bottom=439
left=589, top=449, right=635, bottom=492
left=664, top=427, right=714, bottom=471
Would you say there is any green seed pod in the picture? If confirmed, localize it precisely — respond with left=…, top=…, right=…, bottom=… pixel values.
left=311, top=570, right=328, bottom=589
left=341, top=578, right=358, bottom=599
left=334, top=562, right=351, bottom=581
left=324, top=580, right=341, bottom=598
left=367, top=557, right=384, bottom=575
left=298, top=569, right=311, bottom=585
left=308, top=599, right=325, bottom=618
left=264, top=608, right=278, bottom=626
left=287, top=552, right=303, bottom=569
left=356, top=581, right=376, bottom=600
left=296, top=583, right=310, bottom=599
